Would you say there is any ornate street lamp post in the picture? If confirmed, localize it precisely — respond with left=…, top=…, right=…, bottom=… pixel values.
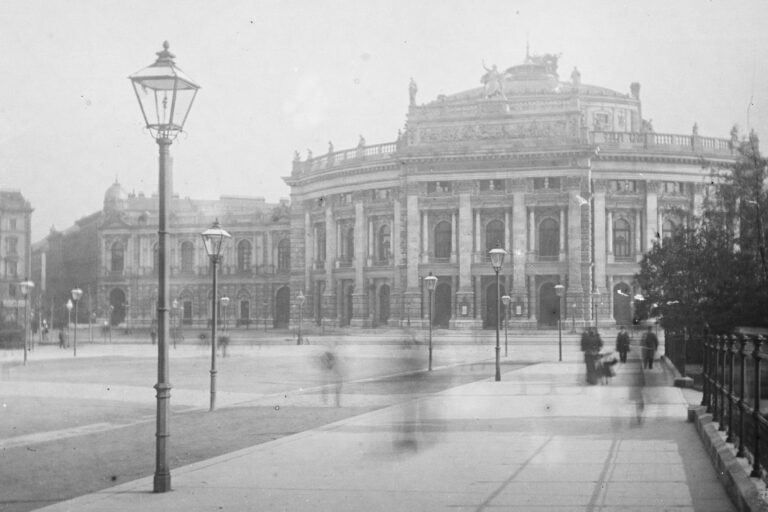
left=296, top=291, right=305, bottom=345
left=554, top=284, right=565, bottom=362
left=66, top=299, right=73, bottom=348
left=71, top=288, right=83, bottom=357
left=108, top=305, right=114, bottom=343
left=202, top=220, right=231, bottom=413
left=19, top=280, right=34, bottom=365
left=130, top=41, right=200, bottom=493
left=489, top=246, right=508, bottom=382
left=501, top=295, right=510, bottom=358
left=424, top=273, right=438, bottom=371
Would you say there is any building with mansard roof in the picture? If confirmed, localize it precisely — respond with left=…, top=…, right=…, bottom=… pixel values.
left=284, top=53, right=738, bottom=330
left=32, top=179, right=292, bottom=330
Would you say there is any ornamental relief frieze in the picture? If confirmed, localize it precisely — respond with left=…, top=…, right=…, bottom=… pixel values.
left=417, top=117, right=577, bottom=144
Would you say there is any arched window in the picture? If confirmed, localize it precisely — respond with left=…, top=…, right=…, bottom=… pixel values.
left=485, top=219, right=505, bottom=252
left=539, top=218, right=559, bottom=258
left=111, top=241, right=124, bottom=272
left=434, top=221, right=452, bottom=258
left=344, top=227, right=354, bottom=261
left=378, top=225, right=391, bottom=261
left=662, top=219, right=675, bottom=240
left=277, top=239, right=291, bottom=270
left=237, top=240, right=252, bottom=273
left=180, top=241, right=195, bottom=273
left=613, top=219, right=631, bottom=257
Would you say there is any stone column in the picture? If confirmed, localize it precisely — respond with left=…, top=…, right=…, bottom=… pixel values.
left=304, top=212, right=312, bottom=286
left=528, top=208, right=535, bottom=253
left=559, top=208, right=565, bottom=261
left=404, top=192, right=421, bottom=325
left=646, top=181, right=659, bottom=249
left=422, top=211, right=429, bottom=263
left=451, top=211, right=458, bottom=263
left=511, top=188, right=527, bottom=320
left=323, top=207, right=337, bottom=325
left=593, top=189, right=607, bottom=299
left=635, top=212, right=642, bottom=261
left=351, top=201, right=367, bottom=326
left=567, top=191, right=584, bottom=324
left=475, top=210, right=481, bottom=257
left=456, top=192, right=475, bottom=327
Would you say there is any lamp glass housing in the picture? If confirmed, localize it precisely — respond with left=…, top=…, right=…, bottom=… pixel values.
left=71, top=288, right=83, bottom=301
left=66, top=299, right=73, bottom=311
left=424, top=273, right=438, bottom=292
left=554, top=284, right=565, bottom=297
left=220, top=297, right=230, bottom=307
left=19, top=280, right=34, bottom=296
left=297, top=292, right=305, bottom=306
left=488, top=247, right=507, bottom=271
left=501, top=294, right=511, bottom=306
left=129, top=41, right=200, bottom=139
left=201, top=220, right=231, bottom=259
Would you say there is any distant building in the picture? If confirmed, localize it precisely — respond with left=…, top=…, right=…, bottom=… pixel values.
left=33, top=182, right=291, bottom=329
left=285, top=53, right=738, bottom=329
left=0, top=189, right=33, bottom=325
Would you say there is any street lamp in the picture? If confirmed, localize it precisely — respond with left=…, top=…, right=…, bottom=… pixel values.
left=489, top=246, right=508, bottom=382
left=19, top=280, right=34, bottom=365
left=296, top=291, right=305, bottom=345
left=220, top=297, right=230, bottom=334
left=202, top=219, right=231, bottom=413
left=554, top=284, right=565, bottom=362
left=263, top=299, right=269, bottom=332
left=130, top=40, right=200, bottom=493
left=66, top=299, right=73, bottom=347
left=108, top=305, right=114, bottom=343
left=71, top=289, right=82, bottom=357
left=501, top=295, right=510, bottom=357
left=424, top=273, right=438, bottom=371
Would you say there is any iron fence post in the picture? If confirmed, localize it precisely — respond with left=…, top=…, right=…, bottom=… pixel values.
left=719, top=335, right=727, bottom=432
left=737, top=333, right=747, bottom=458
left=702, top=334, right=710, bottom=410
left=750, top=336, right=762, bottom=478
left=727, top=334, right=735, bottom=443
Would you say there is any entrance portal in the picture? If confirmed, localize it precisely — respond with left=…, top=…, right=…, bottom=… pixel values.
left=538, top=282, right=560, bottom=327
left=484, top=282, right=507, bottom=329
left=613, top=283, right=631, bottom=327
left=434, top=283, right=451, bottom=328
left=274, top=287, right=290, bottom=328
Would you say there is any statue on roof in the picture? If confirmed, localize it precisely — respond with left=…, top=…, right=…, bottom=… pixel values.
left=481, top=61, right=506, bottom=99
left=328, top=141, right=334, bottom=154
left=409, top=77, right=418, bottom=106
left=729, top=125, right=739, bottom=152
left=293, top=150, right=301, bottom=161
left=571, top=66, right=581, bottom=86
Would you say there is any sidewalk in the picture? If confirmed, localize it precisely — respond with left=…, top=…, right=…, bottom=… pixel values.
left=35, top=354, right=735, bottom=512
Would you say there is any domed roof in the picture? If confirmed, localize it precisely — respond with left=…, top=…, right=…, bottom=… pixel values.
left=104, top=180, right=128, bottom=211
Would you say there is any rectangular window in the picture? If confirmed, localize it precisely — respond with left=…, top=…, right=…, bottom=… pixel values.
left=533, top=177, right=561, bottom=190
left=480, top=179, right=504, bottom=192
left=611, top=180, right=636, bottom=192
left=9, top=218, right=17, bottom=230
left=427, top=181, right=452, bottom=193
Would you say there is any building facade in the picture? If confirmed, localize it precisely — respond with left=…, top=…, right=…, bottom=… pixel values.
left=284, top=54, right=738, bottom=330
left=0, top=189, right=34, bottom=325
left=33, top=182, right=292, bottom=330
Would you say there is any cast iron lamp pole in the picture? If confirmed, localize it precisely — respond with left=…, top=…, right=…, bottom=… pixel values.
left=66, top=299, right=73, bottom=348
left=19, top=280, right=34, bottom=365
left=501, top=295, right=510, bottom=357
left=202, top=220, right=231, bottom=412
left=220, top=297, right=230, bottom=334
left=489, top=246, right=508, bottom=382
left=424, top=273, right=437, bottom=371
left=554, top=284, right=565, bottom=362
left=296, top=291, right=305, bottom=344
left=130, top=40, right=200, bottom=493
left=171, top=298, right=178, bottom=349
left=71, top=288, right=83, bottom=357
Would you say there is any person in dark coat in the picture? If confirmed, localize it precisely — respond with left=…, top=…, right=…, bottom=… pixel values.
left=642, top=326, right=659, bottom=369
left=581, top=327, right=603, bottom=384
left=615, top=326, right=630, bottom=363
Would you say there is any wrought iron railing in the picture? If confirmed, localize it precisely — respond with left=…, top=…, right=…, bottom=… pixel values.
left=701, top=334, right=768, bottom=478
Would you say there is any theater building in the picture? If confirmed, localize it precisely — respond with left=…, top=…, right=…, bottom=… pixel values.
left=284, top=53, right=738, bottom=330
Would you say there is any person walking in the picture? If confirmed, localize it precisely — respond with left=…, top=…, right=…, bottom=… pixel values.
left=581, top=327, right=603, bottom=384
left=615, top=326, right=630, bottom=363
left=58, top=329, right=66, bottom=349
left=642, top=326, right=659, bottom=369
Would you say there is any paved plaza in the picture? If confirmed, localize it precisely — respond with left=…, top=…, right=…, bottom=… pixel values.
left=8, top=333, right=736, bottom=512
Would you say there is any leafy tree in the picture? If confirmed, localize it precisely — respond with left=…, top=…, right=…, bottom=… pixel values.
left=634, top=130, right=768, bottom=335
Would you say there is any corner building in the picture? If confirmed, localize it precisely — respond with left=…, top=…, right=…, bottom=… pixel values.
left=285, top=54, right=737, bottom=330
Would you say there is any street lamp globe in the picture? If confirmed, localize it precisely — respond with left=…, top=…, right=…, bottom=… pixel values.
left=424, top=273, right=438, bottom=293
left=66, top=299, right=73, bottom=313
left=220, top=296, right=230, bottom=308
left=501, top=295, right=511, bottom=307
left=20, top=280, right=34, bottom=297
left=489, top=247, right=507, bottom=272
left=297, top=291, right=305, bottom=306
left=202, top=219, right=231, bottom=260
left=71, top=288, right=83, bottom=302
left=129, top=41, right=200, bottom=140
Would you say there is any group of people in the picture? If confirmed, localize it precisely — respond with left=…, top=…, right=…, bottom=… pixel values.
left=581, top=325, right=660, bottom=384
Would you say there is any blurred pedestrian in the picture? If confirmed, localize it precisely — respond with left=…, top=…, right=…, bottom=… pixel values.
left=319, top=343, right=342, bottom=406
left=150, top=326, right=157, bottom=345
left=581, top=327, right=603, bottom=384
left=58, top=329, right=66, bottom=349
left=641, top=326, right=659, bottom=369
left=615, top=326, right=630, bottom=363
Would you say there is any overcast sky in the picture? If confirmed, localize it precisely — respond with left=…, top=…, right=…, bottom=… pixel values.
left=2, top=0, right=767, bottom=242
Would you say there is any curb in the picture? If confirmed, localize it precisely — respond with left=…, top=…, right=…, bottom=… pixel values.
left=688, top=405, right=768, bottom=512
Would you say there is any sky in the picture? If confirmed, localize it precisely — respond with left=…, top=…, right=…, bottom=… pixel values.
left=1, top=0, right=768, bottom=242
